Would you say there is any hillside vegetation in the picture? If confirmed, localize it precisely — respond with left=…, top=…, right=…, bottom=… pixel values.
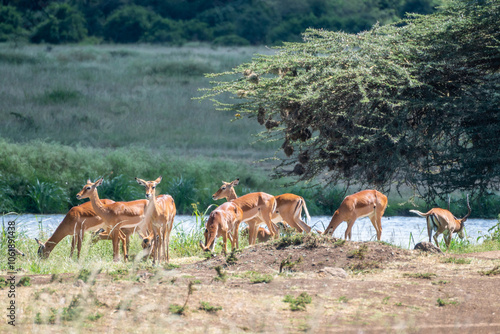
left=1, top=0, right=440, bottom=45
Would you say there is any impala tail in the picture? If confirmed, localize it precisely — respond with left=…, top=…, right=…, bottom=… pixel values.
left=409, top=210, right=427, bottom=218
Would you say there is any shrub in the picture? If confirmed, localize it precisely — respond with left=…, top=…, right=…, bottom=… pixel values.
left=213, top=34, right=250, bottom=46
left=104, top=5, right=158, bottom=43
left=283, top=292, right=312, bottom=311
left=31, top=4, right=87, bottom=44
left=0, top=6, right=24, bottom=42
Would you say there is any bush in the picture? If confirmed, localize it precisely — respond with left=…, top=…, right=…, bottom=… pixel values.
left=0, top=6, right=24, bottom=42
left=213, top=34, right=250, bottom=46
left=104, top=5, right=158, bottom=43
left=144, top=17, right=186, bottom=44
left=31, top=4, right=87, bottom=44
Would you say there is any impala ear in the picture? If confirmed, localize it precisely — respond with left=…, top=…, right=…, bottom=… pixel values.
left=135, top=177, right=146, bottom=186
left=35, top=238, right=44, bottom=246
left=95, top=178, right=104, bottom=187
left=87, top=179, right=91, bottom=184
left=232, top=178, right=240, bottom=186
left=155, top=176, right=162, bottom=184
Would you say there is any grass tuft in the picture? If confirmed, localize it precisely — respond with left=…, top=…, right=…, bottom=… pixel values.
left=283, top=292, right=312, bottom=311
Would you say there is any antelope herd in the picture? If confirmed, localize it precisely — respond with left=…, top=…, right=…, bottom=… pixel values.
left=36, top=177, right=472, bottom=263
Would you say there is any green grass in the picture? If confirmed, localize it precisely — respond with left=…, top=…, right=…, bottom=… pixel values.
left=283, top=292, right=312, bottom=311
left=403, top=272, right=437, bottom=279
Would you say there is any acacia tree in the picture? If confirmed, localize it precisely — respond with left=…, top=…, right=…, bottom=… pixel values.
left=202, top=0, right=500, bottom=202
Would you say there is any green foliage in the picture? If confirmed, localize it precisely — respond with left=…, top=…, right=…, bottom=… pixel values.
left=199, top=301, right=222, bottom=313
left=0, top=6, right=24, bottom=42
left=16, top=276, right=31, bottom=287
left=31, top=4, right=87, bottom=44
left=202, top=0, right=500, bottom=202
left=3, top=0, right=440, bottom=45
left=104, top=5, right=157, bottom=43
left=27, top=179, right=69, bottom=214
left=441, top=257, right=471, bottom=264
left=347, top=244, right=369, bottom=260
left=214, top=265, right=227, bottom=282
left=279, top=255, right=303, bottom=273
left=437, top=298, right=458, bottom=307
left=403, top=272, right=437, bottom=279
left=479, top=265, right=500, bottom=276
left=283, top=292, right=312, bottom=311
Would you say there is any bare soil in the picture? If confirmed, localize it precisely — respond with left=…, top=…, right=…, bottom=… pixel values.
left=3, top=237, right=500, bottom=333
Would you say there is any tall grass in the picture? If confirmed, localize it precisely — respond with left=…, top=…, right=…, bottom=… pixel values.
left=0, top=43, right=273, bottom=153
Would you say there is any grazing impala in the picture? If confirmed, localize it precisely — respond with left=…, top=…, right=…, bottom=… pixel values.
left=212, top=179, right=312, bottom=244
left=212, top=179, right=277, bottom=242
left=410, top=195, right=471, bottom=250
left=76, top=178, right=149, bottom=262
left=199, top=201, right=242, bottom=253
left=322, top=190, right=388, bottom=241
left=135, top=177, right=176, bottom=264
left=35, top=199, right=119, bottom=259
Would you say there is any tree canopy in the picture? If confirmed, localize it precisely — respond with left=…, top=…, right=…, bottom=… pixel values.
left=202, top=0, right=500, bottom=202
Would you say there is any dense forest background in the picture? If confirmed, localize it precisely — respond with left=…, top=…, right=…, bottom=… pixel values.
left=1, top=0, right=440, bottom=45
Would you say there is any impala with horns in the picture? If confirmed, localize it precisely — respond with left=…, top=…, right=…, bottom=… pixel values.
left=200, top=201, right=241, bottom=253
left=212, top=178, right=311, bottom=244
left=76, top=178, right=150, bottom=262
left=34, top=199, right=131, bottom=259
left=322, top=190, right=388, bottom=241
left=409, top=195, right=471, bottom=250
left=136, top=177, right=176, bottom=264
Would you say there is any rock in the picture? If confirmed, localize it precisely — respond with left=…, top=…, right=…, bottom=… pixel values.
left=319, top=267, right=348, bottom=279
left=414, top=242, right=443, bottom=254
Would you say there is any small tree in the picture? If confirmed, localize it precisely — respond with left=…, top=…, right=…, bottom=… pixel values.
left=201, top=0, right=500, bottom=202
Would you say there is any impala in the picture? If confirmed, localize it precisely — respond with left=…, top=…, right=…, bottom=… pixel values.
left=409, top=195, right=471, bottom=250
left=35, top=199, right=120, bottom=259
left=76, top=178, right=149, bottom=262
left=136, top=177, right=176, bottom=264
left=322, top=190, right=388, bottom=241
left=199, top=201, right=242, bottom=253
left=212, top=179, right=312, bottom=244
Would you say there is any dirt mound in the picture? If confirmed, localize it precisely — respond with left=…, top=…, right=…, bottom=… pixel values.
left=186, top=234, right=411, bottom=275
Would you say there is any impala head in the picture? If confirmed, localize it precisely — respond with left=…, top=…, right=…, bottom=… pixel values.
left=212, top=178, right=239, bottom=200
left=138, top=231, right=154, bottom=250
left=76, top=178, right=103, bottom=200
left=136, top=176, right=162, bottom=199
left=35, top=238, right=50, bottom=259
left=199, top=212, right=219, bottom=252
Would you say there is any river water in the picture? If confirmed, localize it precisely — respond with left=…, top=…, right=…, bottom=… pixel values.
left=3, top=213, right=497, bottom=249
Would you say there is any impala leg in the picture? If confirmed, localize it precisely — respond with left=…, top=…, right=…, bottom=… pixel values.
left=433, top=232, right=441, bottom=249
left=165, top=225, right=172, bottom=263
left=222, top=231, right=228, bottom=255
left=369, top=215, right=382, bottom=241
left=70, top=235, right=76, bottom=258
left=233, top=221, right=241, bottom=250
left=119, top=231, right=128, bottom=262
left=426, top=217, right=433, bottom=243
left=445, top=233, right=452, bottom=250
left=77, top=232, right=83, bottom=259
left=111, top=231, right=121, bottom=262
left=247, top=221, right=257, bottom=245
left=345, top=217, right=357, bottom=240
